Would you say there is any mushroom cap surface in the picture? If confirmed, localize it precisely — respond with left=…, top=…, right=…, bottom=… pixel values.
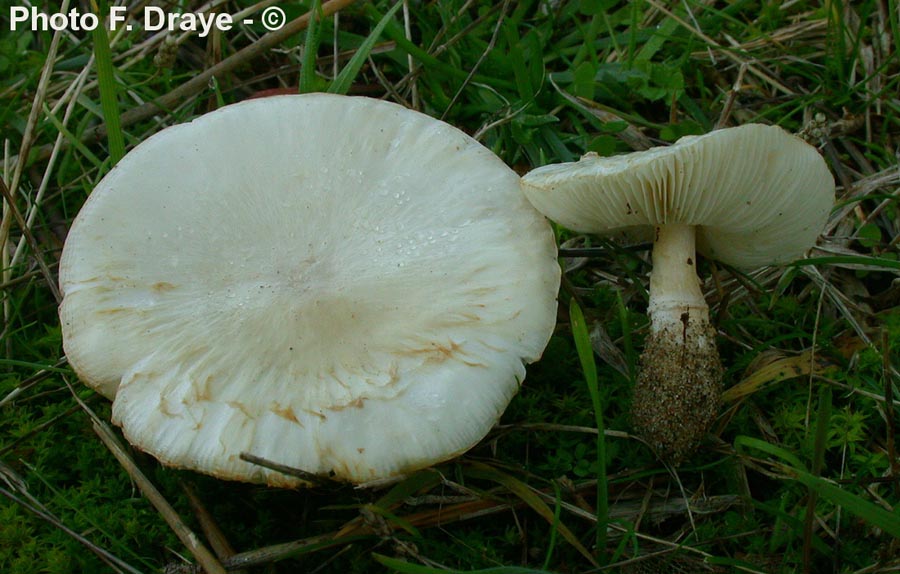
left=59, top=94, right=560, bottom=486
left=521, top=124, right=834, bottom=267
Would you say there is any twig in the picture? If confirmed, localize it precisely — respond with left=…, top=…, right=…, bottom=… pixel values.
left=239, top=452, right=335, bottom=487
left=388, top=0, right=485, bottom=96
left=17, top=0, right=358, bottom=169
left=402, top=0, right=418, bottom=109
left=84, top=0, right=358, bottom=149
left=0, top=0, right=72, bottom=254
left=0, top=269, right=43, bottom=290
left=11, top=62, right=93, bottom=269
left=0, top=396, right=98, bottom=457
left=440, top=0, right=509, bottom=120
left=550, top=76, right=655, bottom=151
left=167, top=532, right=365, bottom=573
left=643, top=0, right=794, bottom=95
left=0, top=357, right=68, bottom=408
left=715, top=62, right=747, bottom=129
left=182, top=482, right=247, bottom=573
left=0, top=177, right=61, bottom=303
left=0, top=460, right=143, bottom=574
left=166, top=476, right=733, bottom=572
left=65, top=379, right=226, bottom=574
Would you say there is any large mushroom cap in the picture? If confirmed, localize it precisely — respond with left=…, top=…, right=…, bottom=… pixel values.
left=521, top=124, right=835, bottom=267
left=59, top=94, right=560, bottom=486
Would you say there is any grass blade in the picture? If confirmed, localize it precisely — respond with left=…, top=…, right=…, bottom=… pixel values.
left=300, top=0, right=323, bottom=93
left=373, top=469, right=444, bottom=509
left=790, top=255, right=900, bottom=271
left=569, top=301, right=607, bottom=564
left=42, top=104, right=102, bottom=168
left=803, top=385, right=832, bottom=571
left=328, top=1, right=403, bottom=95
left=793, top=471, right=900, bottom=538
left=616, top=291, right=636, bottom=384
left=465, top=462, right=597, bottom=567
left=502, top=21, right=533, bottom=101
left=737, top=434, right=900, bottom=538
left=734, top=435, right=807, bottom=471
left=362, top=3, right=515, bottom=91
left=542, top=481, right=562, bottom=570
left=89, top=0, right=125, bottom=165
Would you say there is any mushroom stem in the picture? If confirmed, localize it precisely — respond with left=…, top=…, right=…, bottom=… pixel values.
left=632, top=223, right=723, bottom=463
left=647, top=224, right=708, bottom=331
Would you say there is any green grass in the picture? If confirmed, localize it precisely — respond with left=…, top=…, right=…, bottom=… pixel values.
left=2, top=0, right=900, bottom=573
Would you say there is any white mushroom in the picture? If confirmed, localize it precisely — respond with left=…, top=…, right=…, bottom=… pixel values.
left=521, top=124, right=834, bottom=461
left=59, top=94, right=561, bottom=486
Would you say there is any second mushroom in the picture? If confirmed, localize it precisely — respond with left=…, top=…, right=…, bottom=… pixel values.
left=521, top=124, right=834, bottom=462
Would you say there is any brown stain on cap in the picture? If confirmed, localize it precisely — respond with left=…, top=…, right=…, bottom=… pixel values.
left=272, top=403, right=303, bottom=425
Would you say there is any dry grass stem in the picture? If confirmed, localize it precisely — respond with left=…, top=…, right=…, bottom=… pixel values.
left=64, top=382, right=226, bottom=574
